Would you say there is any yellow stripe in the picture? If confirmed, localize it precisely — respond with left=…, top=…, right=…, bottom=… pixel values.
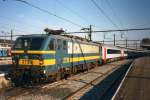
left=73, top=56, right=100, bottom=62
left=11, top=50, right=24, bottom=53
left=19, top=59, right=56, bottom=66
left=63, top=56, right=101, bottom=63
left=18, top=55, right=100, bottom=66
left=11, top=50, right=56, bottom=54
left=43, top=59, right=56, bottom=66
left=27, top=50, right=56, bottom=54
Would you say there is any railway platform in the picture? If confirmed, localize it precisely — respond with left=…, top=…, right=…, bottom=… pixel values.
left=113, top=57, right=150, bottom=100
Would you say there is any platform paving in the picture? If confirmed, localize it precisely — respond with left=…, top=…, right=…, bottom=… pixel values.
left=114, top=57, right=150, bottom=100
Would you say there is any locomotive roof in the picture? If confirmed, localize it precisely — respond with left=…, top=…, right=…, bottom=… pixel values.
left=17, top=34, right=102, bottom=46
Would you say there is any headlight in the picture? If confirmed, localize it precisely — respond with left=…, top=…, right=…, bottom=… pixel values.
left=43, top=70, right=46, bottom=74
left=39, top=60, right=44, bottom=66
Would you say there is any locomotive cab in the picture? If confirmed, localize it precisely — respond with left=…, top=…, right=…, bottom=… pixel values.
left=10, top=35, right=57, bottom=85
left=12, top=36, right=46, bottom=67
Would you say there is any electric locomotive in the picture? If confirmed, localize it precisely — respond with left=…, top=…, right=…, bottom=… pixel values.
left=9, top=29, right=102, bottom=85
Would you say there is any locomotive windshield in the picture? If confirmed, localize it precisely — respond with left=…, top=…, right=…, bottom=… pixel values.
left=13, top=37, right=44, bottom=50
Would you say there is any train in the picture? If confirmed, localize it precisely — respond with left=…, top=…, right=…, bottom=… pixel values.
left=7, top=29, right=147, bottom=86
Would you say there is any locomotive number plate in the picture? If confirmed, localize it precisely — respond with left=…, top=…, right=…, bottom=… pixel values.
left=19, top=59, right=32, bottom=65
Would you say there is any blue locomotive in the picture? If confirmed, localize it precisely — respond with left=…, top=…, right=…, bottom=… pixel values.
left=9, top=29, right=102, bottom=85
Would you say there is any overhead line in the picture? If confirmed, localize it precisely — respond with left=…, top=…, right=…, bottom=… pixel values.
left=105, top=0, right=124, bottom=28
left=69, top=27, right=150, bottom=33
left=0, top=33, right=39, bottom=37
left=56, top=0, right=90, bottom=24
left=9, top=0, right=83, bottom=28
left=1, top=27, right=150, bottom=37
left=97, top=40, right=141, bottom=42
left=91, top=0, right=120, bottom=29
left=104, top=0, right=125, bottom=37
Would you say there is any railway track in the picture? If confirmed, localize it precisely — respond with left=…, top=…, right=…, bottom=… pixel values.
left=0, top=60, right=131, bottom=100
left=64, top=67, right=118, bottom=100
left=66, top=61, right=133, bottom=100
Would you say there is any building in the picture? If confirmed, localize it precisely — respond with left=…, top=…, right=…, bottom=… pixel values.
left=141, top=38, right=150, bottom=50
left=0, top=39, right=13, bottom=47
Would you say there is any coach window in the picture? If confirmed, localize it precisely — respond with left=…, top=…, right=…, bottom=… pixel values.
left=63, top=40, right=67, bottom=50
left=107, top=49, right=121, bottom=54
left=49, top=39, right=55, bottom=50
left=124, top=51, right=128, bottom=54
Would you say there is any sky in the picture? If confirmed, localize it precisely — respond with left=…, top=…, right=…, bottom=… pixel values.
left=0, top=0, right=150, bottom=41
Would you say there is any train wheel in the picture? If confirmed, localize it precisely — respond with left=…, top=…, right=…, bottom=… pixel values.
left=96, top=61, right=99, bottom=67
left=73, top=66, right=77, bottom=74
left=68, top=67, right=73, bottom=77
left=56, top=72, right=61, bottom=81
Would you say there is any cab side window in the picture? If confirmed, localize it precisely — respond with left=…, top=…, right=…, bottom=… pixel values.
left=57, top=39, right=62, bottom=50
left=63, top=40, right=67, bottom=50
left=49, top=39, right=55, bottom=50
